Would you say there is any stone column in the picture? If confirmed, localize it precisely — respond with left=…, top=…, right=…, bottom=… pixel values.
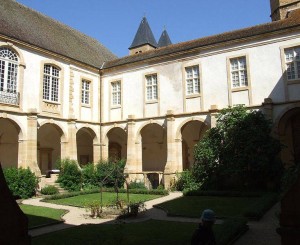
left=164, top=110, right=182, bottom=188
left=209, top=105, right=219, bottom=128
left=100, top=127, right=109, bottom=161
left=262, top=98, right=274, bottom=122
left=25, top=110, right=40, bottom=175
left=125, top=115, right=142, bottom=175
left=93, top=143, right=101, bottom=163
left=66, top=120, right=77, bottom=160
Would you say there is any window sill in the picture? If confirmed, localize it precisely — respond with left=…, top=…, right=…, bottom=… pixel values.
left=145, top=100, right=158, bottom=104
left=81, top=104, right=91, bottom=108
left=186, top=94, right=201, bottom=99
left=287, top=79, right=300, bottom=85
left=231, top=86, right=249, bottom=92
left=111, top=105, right=121, bottom=109
left=43, top=100, right=60, bottom=105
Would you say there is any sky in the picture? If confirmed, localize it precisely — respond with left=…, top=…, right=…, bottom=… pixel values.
left=16, top=0, right=271, bottom=58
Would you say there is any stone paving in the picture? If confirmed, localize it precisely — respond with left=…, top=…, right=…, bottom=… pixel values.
left=23, top=192, right=281, bottom=244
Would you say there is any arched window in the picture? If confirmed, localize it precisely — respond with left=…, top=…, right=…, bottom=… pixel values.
left=0, top=47, right=18, bottom=94
left=43, top=64, right=60, bottom=102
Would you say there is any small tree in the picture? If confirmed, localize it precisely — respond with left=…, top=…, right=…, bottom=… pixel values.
left=193, top=105, right=282, bottom=190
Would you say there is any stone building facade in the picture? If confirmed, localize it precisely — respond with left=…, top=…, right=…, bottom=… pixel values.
left=0, top=0, right=300, bottom=188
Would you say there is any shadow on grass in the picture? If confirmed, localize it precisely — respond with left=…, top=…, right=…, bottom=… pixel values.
left=26, top=214, right=64, bottom=229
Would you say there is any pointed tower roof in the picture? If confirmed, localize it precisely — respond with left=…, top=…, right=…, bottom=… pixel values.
left=158, top=29, right=172, bottom=47
left=129, top=17, right=158, bottom=49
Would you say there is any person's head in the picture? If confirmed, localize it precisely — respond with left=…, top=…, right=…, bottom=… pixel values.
left=200, top=209, right=216, bottom=227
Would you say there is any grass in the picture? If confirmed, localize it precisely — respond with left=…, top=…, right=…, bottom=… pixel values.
left=20, top=204, right=66, bottom=229
left=45, top=192, right=162, bottom=207
left=32, top=219, right=247, bottom=245
left=156, top=196, right=261, bottom=218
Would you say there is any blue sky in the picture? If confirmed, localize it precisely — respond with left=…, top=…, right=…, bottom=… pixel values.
left=16, top=0, right=271, bottom=58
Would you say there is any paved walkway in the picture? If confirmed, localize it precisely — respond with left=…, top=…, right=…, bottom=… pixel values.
left=234, top=203, right=281, bottom=245
left=23, top=192, right=281, bottom=244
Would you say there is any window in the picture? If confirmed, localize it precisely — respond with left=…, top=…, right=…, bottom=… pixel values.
left=81, top=79, right=90, bottom=105
left=146, top=74, right=158, bottom=101
left=185, top=66, right=200, bottom=95
left=230, top=57, right=248, bottom=88
left=111, top=81, right=121, bottom=106
left=0, top=47, right=18, bottom=94
left=43, top=64, right=59, bottom=102
left=284, top=47, right=300, bottom=80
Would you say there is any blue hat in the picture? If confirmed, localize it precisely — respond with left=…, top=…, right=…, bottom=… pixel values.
left=201, top=209, right=215, bottom=221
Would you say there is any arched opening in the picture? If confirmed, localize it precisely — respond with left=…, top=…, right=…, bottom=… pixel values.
left=76, top=127, right=95, bottom=166
left=107, top=127, right=127, bottom=162
left=141, top=123, right=167, bottom=172
left=0, top=118, right=20, bottom=168
left=181, top=120, right=208, bottom=170
left=278, top=107, right=300, bottom=166
left=37, top=123, right=63, bottom=174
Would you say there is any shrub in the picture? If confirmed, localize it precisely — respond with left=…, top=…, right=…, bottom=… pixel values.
left=81, top=163, right=97, bottom=190
left=95, top=159, right=126, bottom=188
left=128, top=181, right=146, bottom=189
left=174, top=170, right=200, bottom=192
left=193, top=105, right=282, bottom=191
left=3, top=167, right=39, bottom=199
left=57, top=159, right=82, bottom=191
left=41, top=185, right=59, bottom=195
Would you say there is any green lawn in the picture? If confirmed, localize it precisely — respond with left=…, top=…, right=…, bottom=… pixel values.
left=45, top=192, right=162, bottom=207
left=32, top=219, right=247, bottom=245
left=156, top=196, right=260, bottom=218
left=20, top=205, right=66, bottom=229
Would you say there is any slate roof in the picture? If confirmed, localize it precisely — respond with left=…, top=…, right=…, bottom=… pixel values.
left=129, top=17, right=158, bottom=49
left=104, top=9, right=300, bottom=69
left=0, top=0, right=117, bottom=68
left=158, top=29, right=172, bottom=48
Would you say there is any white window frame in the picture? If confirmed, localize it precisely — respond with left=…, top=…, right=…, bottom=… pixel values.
left=111, top=80, right=121, bottom=106
left=0, top=47, right=18, bottom=94
left=43, top=64, right=60, bottom=102
left=145, top=74, right=158, bottom=101
left=81, top=79, right=90, bottom=105
left=284, top=46, right=300, bottom=81
left=185, top=66, right=200, bottom=95
left=230, top=57, right=248, bottom=88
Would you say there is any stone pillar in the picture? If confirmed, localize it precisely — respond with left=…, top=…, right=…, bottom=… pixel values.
left=277, top=175, right=300, bottom=244
left=100, top=128, right=109, bottom=161
left=209, top=105, right=219, bottom=128
left=125, top=115, right=142, bottom=174
left=93, top=143, right=101, bottom=163
left=25, top=110, right=40, bottom=175
left=262, top=98, right=274, bottom=122
left=164, top=110, right=182, bottom=189
left=66, top=120, right=77, bottom=160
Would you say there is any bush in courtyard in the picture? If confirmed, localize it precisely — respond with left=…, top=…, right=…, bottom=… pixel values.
left=193, top=105, right=282, bottom=191
left=41, top=185, right=59, bottom=195
left=81, top=163, right=97, bottom=190
left=3, top=167, right=38, bottom=199
left=128, top=181, right=147, bottom=189
left=57, top=158, right=82, bottom=191
left=174, top=170, right=200, bottom=192
left=95, top=159, right=126, bottom=188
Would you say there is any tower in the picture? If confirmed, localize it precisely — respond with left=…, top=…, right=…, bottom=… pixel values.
left=129, top=17, right=158, bottom=55
left=270, top=0, right=300, bottom=21
left=158, top=29, right=172, bottom=48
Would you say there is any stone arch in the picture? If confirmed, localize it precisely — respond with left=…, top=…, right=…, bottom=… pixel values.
left=76, top=127, right=97, bottom=166
left=140, top=122, right=167, bottom=172
left=275, top=105, right=300, bottom=166
left=106, top=126, right=127, bottom=161
left=37, top=121, right=65, bottom=174
left=177, top=118, right=209, bottom=170
left=175, top=117, right=208, bottom=140
left=0, top=117, right=22, bottom=168
left=0, top=42, right=26, bottom=67
left=135, top=120, right=164, bottom=143
left=38, top=120, right=66, bottom=142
